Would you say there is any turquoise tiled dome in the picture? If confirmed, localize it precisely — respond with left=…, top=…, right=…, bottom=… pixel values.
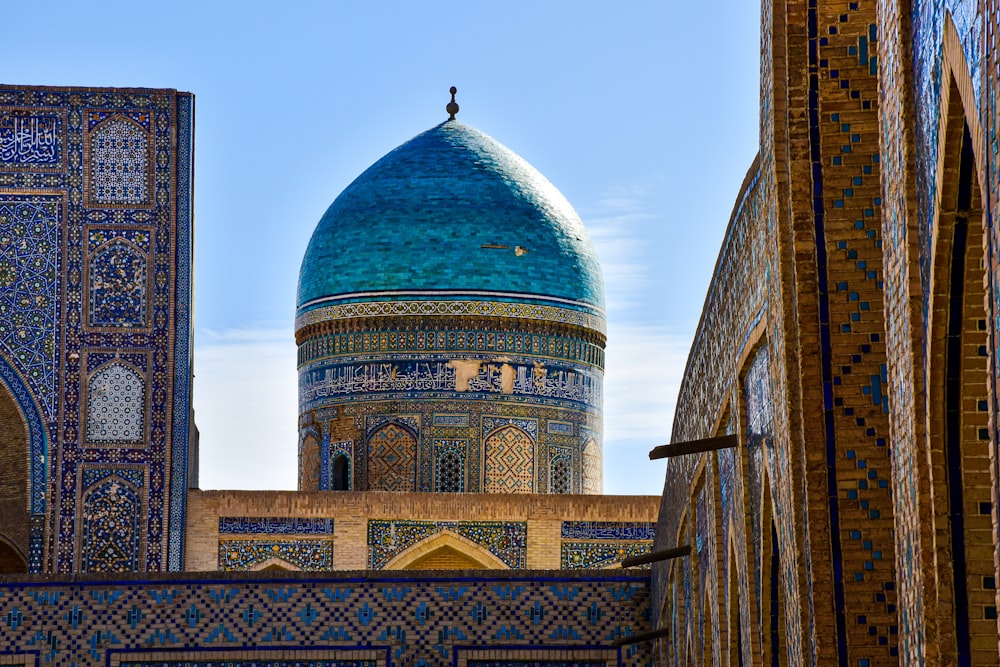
left=297, top=121, right=605, bottom=315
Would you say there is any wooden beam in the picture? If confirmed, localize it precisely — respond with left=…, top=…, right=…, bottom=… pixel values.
left=620, top=544, right=691, bottom=568
left=648, top=434, right=738, bottom=460
left=611, top=626, right=670, bottom=647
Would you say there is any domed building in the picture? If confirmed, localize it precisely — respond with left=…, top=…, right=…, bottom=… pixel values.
left=295, top=93, right=607, bottom=496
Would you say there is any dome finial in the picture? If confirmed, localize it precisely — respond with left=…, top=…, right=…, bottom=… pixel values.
left=446, top=86, right=460, bottom=120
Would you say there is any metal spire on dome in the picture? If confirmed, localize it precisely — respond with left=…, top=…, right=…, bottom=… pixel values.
left=446, top=86, right=459, bottom=120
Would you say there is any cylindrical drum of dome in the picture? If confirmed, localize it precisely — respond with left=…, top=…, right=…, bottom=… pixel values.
left=295, top=116, right=605, bottom=496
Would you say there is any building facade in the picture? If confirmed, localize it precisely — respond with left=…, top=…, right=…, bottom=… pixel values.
left=0, top=85, right=194, bottom=575
left=295, top=119, right=606, bottom=496
left=0, top=84, right=657, bottom=665
left=656, top=0, right=1000, bottom=664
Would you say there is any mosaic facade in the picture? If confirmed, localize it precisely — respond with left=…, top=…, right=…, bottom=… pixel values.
left=560, top=522, right=654, bottom=571
left=0, top=86, right=193, bottom=574
left=655, top=0, right=1000, bottom=662
left=0, top=571, right=651, bottom=666
left=368, top=520, right=527, bottom=569
left=296, top=116, right=606, bottom=497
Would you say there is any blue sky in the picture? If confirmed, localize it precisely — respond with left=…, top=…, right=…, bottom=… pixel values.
left=8, top=1, right=760, bottom=494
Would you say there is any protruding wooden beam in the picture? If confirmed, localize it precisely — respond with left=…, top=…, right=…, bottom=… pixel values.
left=620, top=544, right=691, bottom=568
left=611, top=626, right=670, bottom=647
left=648, top=434, right=738, bottom=460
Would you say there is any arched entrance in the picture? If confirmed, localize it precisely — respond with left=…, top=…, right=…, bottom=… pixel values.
left=0, top=376, right=29, bottom=573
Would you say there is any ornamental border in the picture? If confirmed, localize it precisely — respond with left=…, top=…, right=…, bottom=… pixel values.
left=296, top=299, right=606, bottom=335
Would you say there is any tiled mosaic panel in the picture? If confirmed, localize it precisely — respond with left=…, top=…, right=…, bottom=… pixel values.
left=434, top=440, right=465, bottom=492
left=0, top=574, right=651, bottom=666
left=299, top=356, right=602, bottom=411
left=219, top=539, right=335, bottom=571
left=0, top=86, right=193, bottom=573
left=295, top=300, right=607, bottom=336
left=811, top=2, right=898, bottom=661
left=219, top=518, right=335, bottom=535
left=0, top=110, right=61, bottom=166
left=303, top=397, right=596, bottom=496
left=560, top=541, right=652, bottom=570
left=87, top=114, right=151, bottom=205
left=88, top=237, right=147, bottom=327
left=483, top=426, right=534, bottom=494
left=550, top=453, right=571, bottom=494
left=561, top=522, right=656, bottom=541
left=0, top=194, right=60, bottom=420
left=368, top=520, right=526, bottom=569
left=85, top=362, right=145, bottom=443
left=367, top=423, right=417, bottom=492
left=298, top=327, right=605, bottom=369
left=81, top=476, right=142, bottom=573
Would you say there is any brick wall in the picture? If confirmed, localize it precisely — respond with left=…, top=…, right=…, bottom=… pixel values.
left=185, top=490, right=659, bottom=573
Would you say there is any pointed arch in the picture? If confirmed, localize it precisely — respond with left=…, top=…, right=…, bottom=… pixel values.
left=88, top=238, right=148, bottom=328
left=81, top=475, right=142, bottom=573
left=85, top=361, right=145, bottom=444
left=0, top=352, right=47, bottom=572
left=331, top=452, right=351, bottom=491
left=383, top=530, right=509, bottom=570
left=434, top=445, right=464, bottom=493
left=924, top=47, right=996, bottom=663
left=87, top=114, right=152, bottom=206
left=0, top=537, right=26, bottom=574
left=550, top=455, right=571, bottom=494
left=581, top=437, right=602, bottom=494
left=251, top=557, right=302, bottom=572
left=299, top=432, right=320, bottom=491
left=0, top=371, right=29, bottom=572
left=367, top=422, right=417, bottom=492
left=483, top=425, right=534, bottom=493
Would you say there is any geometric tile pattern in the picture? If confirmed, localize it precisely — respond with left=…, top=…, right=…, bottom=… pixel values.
left=218, top=539, right=334, bottom=571
left=368, top=520, right=527, bottom=569
left=434, top=441, right=465, bottom=492
left=0, top=194, right=60, bottom=421
left=0, top=85, right=194, bottom=573
left=367, top=423, right=417, bottom=492
left=295, top=298, right=607, bottom=334
left=87, top=114, right=151, bottom=205
left=550, top=454, right=571, bottom=494
left=85, top=362, right=145, bottom=443
left=0, top=572, right=651, bottom=666
left=581, top=438, right=601, bottom=494
left=483, top=426, right=534, bottom=494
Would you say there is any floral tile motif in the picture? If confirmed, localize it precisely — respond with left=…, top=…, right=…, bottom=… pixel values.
left=368, top=519, right=526, bottom=569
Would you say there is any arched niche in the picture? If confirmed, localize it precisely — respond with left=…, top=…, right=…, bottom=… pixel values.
left=0, top=374, right=30, bottom=572
left=367, top=422, right=417, bottom=492
left=483, top=425, right=534, bottom=493
left=383, top=530, right=509, bottom=570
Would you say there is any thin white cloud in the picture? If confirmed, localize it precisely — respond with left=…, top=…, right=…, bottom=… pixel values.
left=193, top=327, right=299, bottom=490
left=581, top=185, right=659, bottom=314
left=602, top=323, right=687, bottom=444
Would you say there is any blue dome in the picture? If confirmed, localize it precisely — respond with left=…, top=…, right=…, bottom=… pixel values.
left=297, top=121, right=605, bottom=316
